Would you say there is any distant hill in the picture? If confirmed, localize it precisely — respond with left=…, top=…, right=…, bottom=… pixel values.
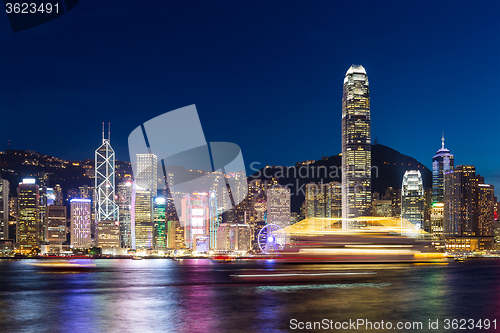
left=0, top=145, right=432, bottom=214
left=0, top=150, right=132, bottom=197
left=249, top=144, right=432, bottom=213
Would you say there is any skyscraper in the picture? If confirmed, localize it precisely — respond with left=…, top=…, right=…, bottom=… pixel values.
left=17, top=179, right=40, bottom=253
left=266, top=186, right=291, bottom=230
left=70, top=199, right=92, bottom=249
left=342, top=65, right=371, bottom=228
left=117, top=179, right=133, bottom=248
left=444, top=165, right=477, bottom=237
left=477, top=183, right=495, bottom=237
left=182, top=192, right=208, bottom=250
left=95, top=123, right=119, bottom=224
left=305, top=182, right=342, bottom=219
left=0, top=178, right=9, bottom=240
left=432, top=134, right=454, bottom=204
left=430, top=203, right=445, bottom=238
left=443, top=166, right=495, bottom=250
left=153, top=197, right=166, bottom=250
left=401, top=170, right=425, bottom=229
left=46, top=205, right=67, bottom=252
left=132, top=153, right=157, bottom=249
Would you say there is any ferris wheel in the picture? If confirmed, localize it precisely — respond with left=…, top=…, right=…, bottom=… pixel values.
left=258, top=224, right=286, bottom=254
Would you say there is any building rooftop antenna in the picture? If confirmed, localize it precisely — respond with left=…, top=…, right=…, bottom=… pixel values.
left=441, top=132, right=445, bottom=149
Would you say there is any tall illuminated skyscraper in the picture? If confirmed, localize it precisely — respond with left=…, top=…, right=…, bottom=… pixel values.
left=153, top=197, right=166, bottom=250
left=95, top=123, right=119, bottom=224
left=401, top=170, right=425, bottom=229
left=341, top=65, right=371, bottom=228
left=117, top=179, right=133, bottom=248
left=70, top=199, right=92, bottom=248
left=46, top=206, right=67, bottom=252
left=444, top=165, right=478, bottom=237
left=432, top=134, right=454, bottom=204
left=17, top=179, right=40, bottom=253
left=266, top=186, right=291, bottom=230
left=132, top=153, right=157, bottom=249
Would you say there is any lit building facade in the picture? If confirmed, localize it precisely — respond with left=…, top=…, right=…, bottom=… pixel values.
left=46, top=206, right=67, bottom=250
left=17, top=179, right=40, bottom=253
left=182, top=192, right=208, bottom=249
left=305, top=182, right=342, bottom=219
left=70, top=199, right=92, bottom=249
left=401, top=170, right=424, bottom=229
left=444, top=166, right=478, bottom=237
left=477, top=183, right=495, bottom=237
left=0, top=178, right=9, bottom=240
left=342, top=65, right=371, bottom=228
left=432, top=134, right=454, bottom=204
left=153, top=197, right=166, bottom=250
left=96, top=220, right=120, bottom=248
left=117, top=179, right=133, bottom=248
left=430, top=203, right=444, bottom=238
left=132, top=153, right=157, bottom=249
left=372, top=200, right=393, bottom=217
left=266, top=186, right=291, bottom=230
left=209, top=189, right=218, bottom=250
left=216, top=223, right=251, bottom=252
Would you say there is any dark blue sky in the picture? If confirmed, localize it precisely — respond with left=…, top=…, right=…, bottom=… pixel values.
left=1, top=0, right=499, bottom=188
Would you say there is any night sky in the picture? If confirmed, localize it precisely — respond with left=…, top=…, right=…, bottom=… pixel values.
left=0, top=1, right=499, bottom=188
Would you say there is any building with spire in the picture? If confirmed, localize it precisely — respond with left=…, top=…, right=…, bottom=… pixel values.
left=341, top=65, right=371, bottom=228
left=95, top=123, right=119, bottom=243
left=432, top=133, right=454, bottom=204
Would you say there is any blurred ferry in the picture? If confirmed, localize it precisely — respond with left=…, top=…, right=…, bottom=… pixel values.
left=269, top=217, right=446, bottom=263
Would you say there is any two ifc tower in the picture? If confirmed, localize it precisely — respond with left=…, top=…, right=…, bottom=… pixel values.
left=342, top=65, right=371, bottom=229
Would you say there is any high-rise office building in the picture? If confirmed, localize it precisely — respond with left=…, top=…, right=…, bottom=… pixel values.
left=266, top=186, right=291, bottom=230
left=17, top=179, right=40, bottom=253
left=342, top=65, right=371, bottom=228
left=305, top=182, right=342, bottom=219
left=95, top=124, right=119, bottom=224
left=0, top=178, right=9, bottom=240
left=430, top=203, right=444, bottom=238
left=132, top=153, right=157, bottom=249
left=46, top=206, right=67, bottom=252
left=96, top=220, right=120, bottom=248
left=444, top=166, right=495, bottom=250
left=153, top=197, right=166, bottom=250
left=117, top=179, right=133, bottom=248
left=209, top=189, right=218, bottom=250
left=444, top=166, right=478, bottom=237
left=372, top=200, right=393, bottom=217
left=70, top=199, right=92, bottom=249
left=216, top=223, right=251, bottom=252
left=432, top=134, right=454, bottom=204
left=182, top=192, right=208, bottom=249
left=477, top=182, right=495, bottom=237
left=401, top=170, right=425, bottom=229
left=53, top=184, right=63, bottom=206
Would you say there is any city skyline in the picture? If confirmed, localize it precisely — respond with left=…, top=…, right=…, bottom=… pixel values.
left=0, top=1, right=498, bottom=191
left=0, top=2, right=498, bottom=332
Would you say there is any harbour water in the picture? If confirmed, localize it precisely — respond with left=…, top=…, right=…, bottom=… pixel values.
left=0, top=259, right=499, bottom=332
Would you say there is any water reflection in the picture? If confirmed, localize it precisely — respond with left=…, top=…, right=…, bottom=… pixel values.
left=0, top=259, right=498, bottom=332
